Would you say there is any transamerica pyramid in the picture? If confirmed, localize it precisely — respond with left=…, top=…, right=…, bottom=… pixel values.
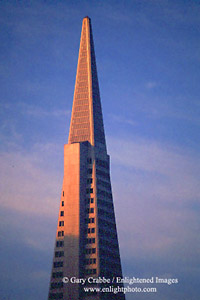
left=48, top=16, right=125, bottom=300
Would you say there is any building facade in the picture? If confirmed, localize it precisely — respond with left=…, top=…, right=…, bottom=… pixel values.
left=48, top=17, right=125, bottom=300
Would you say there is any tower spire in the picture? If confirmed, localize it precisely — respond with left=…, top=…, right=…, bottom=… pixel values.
left=48, top=17, right=125, bottom=300
left=68, top=17, right=106, bottom=151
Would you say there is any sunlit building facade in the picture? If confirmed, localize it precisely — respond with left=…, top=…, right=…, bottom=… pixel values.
left=48, top=17, right=125, bottom=300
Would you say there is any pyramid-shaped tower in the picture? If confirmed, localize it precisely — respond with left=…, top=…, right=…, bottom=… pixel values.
left=48, top=17, right=125, bottom=300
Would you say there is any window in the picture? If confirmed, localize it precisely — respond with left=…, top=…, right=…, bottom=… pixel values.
left=62, top=201, right=64, bottom=206
left=85, top=258, right=96, bottom=265
left=86, top=188, right=93, bottom=194
left=86, top=208, right=94, bottom=214
left=59, top=221, right=64, bottom=226
left=87, top=178, right=93, bottom=184
left=85, top=198, right=94, bottom=204
left=52, top=271, right=63, bottom=278
left=86, top=238, right=95, bottom=244
left=87, top=158, right=92, bottom=164
left=57, top=231, right=64, bottom=237
left=53, top=261, right=63, bottom=268
left=50, top=282, right=63, bottom=289
left=96, top=158, right=109, bottom=169
left=60, top=211, right=64, bottom=216
left=55, top=251, right=64, bottom=257
left=63, top=191, right=64, bottom=197
left=87, top=169, right=92, bottom=174
left=85, top=248, right=96, bottom=254
left=56, top=241, right=64, bottom=247
left=87, top=227, right=95, bottom=234
left=85, top=218, right=95, bottom=224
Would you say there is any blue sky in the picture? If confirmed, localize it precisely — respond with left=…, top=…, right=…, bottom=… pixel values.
left=0, top=0, right=200, bottom=299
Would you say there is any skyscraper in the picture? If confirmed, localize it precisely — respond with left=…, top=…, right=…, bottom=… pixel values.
left=48, top=17, right=125, bottom=300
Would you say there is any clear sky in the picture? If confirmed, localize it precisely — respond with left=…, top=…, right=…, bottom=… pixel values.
left=0, top=0, right=200, bottom=299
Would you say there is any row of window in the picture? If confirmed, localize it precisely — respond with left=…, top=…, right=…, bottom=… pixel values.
left=79, top=57, right=87, bottom=63
left=75, top=101, right=89, bottom=108
left=98, top=218, right=116, bottom=230
left=75, top=93, right=88, bottom=100
left=85, top=248, right=96, bottom=254
left=99, top=228, right=116, bottom=238
left=57, top=231, right=64, bottom=237
left=74, top=98, right=88, bottom=105
left=86, top=238, right=95, bottom=244
left=99, top=248, right=120, bottom=260
left=100, top=259, right=121, bottom=272
left=99, top=238, right=117, bottom=248
left=85, top=198, right=94, bottom=204
left=77, top=75, right=88, bottom=81
left=97, top=178, right=111, bottom=190
left=97, top=198, right=113, bottom=209
left=96, top=158, right=109, bottom=169
left=78, top=62, right=87, bottom=69
left=98, top=208, right=114, bottom=219
left=87, top=158, right=92, bottom=164
left=86, top=207, right=94, bottom=214
left=77, top=82, right=88, bottom=88
left=85, top=268, right=96, bottom=275
left=86, top=188, right=93, bottom=194
left=96, top=169, right=110, bottom=180
left=77, top=68, right=87, bottom=75
left=52, top=272, right=63, bottom=278
left=85, top=218, right=95, bottom=224
left=87, top=178, right=93, bottom=184
left=59, top=221, right=64, bottom=227
left=55, top=251, right=64, bottom=258
left=50, top=282, right=63, bottom=289
left=74, top=110, right=90, bottom=118
left=87, top=168, right=92, bottom=174
left=72, top=116, right=89, bottom=124
left=70, top=134, right=90, bottom=142
left=53, top=261, right=63, bottom=268
left=85, top=258, right=96, bottom=265
left=86, top=150, right=96, bottom=263
left=75, top=128, right=90, bottom=136
left=97, top=189, right=112, bottom=200
left=56, top=241, right=64, bottom=247
left=87, top=227, right=95, bottom=234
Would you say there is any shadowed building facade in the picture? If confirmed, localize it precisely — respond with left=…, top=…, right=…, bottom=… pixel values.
left=48, top=17, right=125, bottom=300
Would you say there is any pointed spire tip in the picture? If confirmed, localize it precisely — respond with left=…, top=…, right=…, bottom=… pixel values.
left=84, top=16, right=91, bottom=20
